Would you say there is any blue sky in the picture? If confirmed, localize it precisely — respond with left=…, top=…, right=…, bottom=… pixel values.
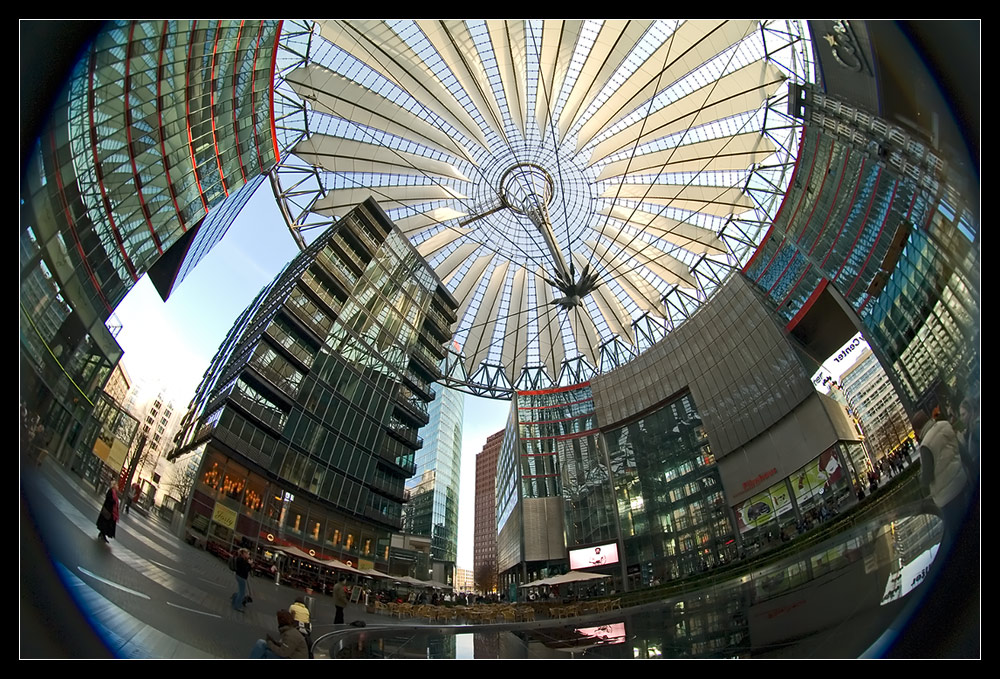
left=114, top=185, right=509, bottom=571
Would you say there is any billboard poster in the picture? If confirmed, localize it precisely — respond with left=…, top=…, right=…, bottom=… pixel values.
left=735, top=482, right=793, bottom=533
left=792, top=448, right=843, bottom=505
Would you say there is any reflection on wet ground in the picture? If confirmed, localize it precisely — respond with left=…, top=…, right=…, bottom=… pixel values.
left=316, top=508, right=951, bottom=659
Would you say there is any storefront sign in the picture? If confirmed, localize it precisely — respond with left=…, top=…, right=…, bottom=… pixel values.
left=742, top=467, right=778, bottom=492
left=211, top=503, right=237, bottom=530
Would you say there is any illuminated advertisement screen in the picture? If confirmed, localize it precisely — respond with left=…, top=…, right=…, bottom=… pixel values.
left=569, top=543, right=619, bottom=569
left=575, top=622, right=626, bottom=645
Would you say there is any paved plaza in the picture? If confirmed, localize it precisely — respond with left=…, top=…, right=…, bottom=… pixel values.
left=21, top=460, right=408, bottom=658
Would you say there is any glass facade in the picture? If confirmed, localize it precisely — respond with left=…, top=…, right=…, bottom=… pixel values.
left=496, top=275, right=872, bottom=591
left=605, top=392, right=736, bottom=587
left=746, top=85, right=979, bottom=412
left=517, top=385, right=613, bottom=549
left=21, top=20, right=281, bottom=477
left=173, top=198, right=458, bottom=567
left=404, top=381, right=465, bottom=563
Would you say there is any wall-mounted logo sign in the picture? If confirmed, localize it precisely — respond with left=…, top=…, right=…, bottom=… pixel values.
left=821, top=21, right=871, bottom=75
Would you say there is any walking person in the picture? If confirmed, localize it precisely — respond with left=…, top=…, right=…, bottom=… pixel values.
left=96, top=486, right=119, bottom=544
left=231, top=548, right=253, bottom=612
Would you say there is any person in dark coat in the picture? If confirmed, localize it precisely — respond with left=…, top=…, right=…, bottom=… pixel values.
left=232, top=548, right=253, bottom=612
left=96, top=487, right=119, bottom=543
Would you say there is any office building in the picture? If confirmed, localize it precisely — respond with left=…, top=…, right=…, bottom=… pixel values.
left=170, top=198, right=458, bottom=571
left=745, top=22, right=978, bottom=414
left=21, top=20, right=282, bottom=483
left=496, top=275, right=864, bottom=592
left=839, top=349, right=912, bottom=459
left=474, top=429, right=504, bottom=593
left=102, top=362, right=132, bottom=406
left=22, top=20, right=978, bottom=653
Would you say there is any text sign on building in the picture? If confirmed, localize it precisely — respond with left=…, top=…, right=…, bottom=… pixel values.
left=211, top=502, right=238, bottom=530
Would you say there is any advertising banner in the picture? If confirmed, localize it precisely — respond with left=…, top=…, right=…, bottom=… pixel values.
left=735, top=482, right=794, bottom=533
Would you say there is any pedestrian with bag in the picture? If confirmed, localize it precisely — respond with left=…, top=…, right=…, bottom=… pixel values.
left=96, top=486, right=119, bottom=544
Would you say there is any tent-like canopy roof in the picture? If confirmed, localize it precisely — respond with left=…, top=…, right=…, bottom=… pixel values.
left=272, top=20, right=813, bottom=397
left=520, top=570, right=612, bottom=587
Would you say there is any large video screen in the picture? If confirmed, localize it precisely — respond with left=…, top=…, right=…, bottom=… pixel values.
left=569, top=542, right=619, bottom=569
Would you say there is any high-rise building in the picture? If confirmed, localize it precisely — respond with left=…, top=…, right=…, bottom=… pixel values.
left=453, top=566, right=475, bottom=593
left=839, top=349, right=912, bottom=459
left=404, top=381, right=464, bottom=564
left=21, top=20, right=283, bottom=482
left=120, top=380, right=185, bottom=506
left=170, top=198, right=458, bottom=571
left=102, top=362, right=132, bottom=406
left=474, top=429, right=504, bottom=593
left=745, top=22, right=978, bottom=415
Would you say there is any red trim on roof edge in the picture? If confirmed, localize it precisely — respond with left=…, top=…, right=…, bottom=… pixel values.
left=833, top=166, right=882, bottom=283
left=518, top=381, right=591, bottom=396
left=87, top=44, right=139, bottom=283
left=270, top=20, right=283, bottom=165
left=765, top=132, right=825, bottom=294
left=208, top=20, right=229, bottom=198
left=785, top=277, right=829, bottom=333
left=820, top=157, right=867, bottom=270
left=854, top=183, right=919, bottom=311
left=230, top=20, right=249, bottom=184
left=250, top=21, right=265, bottom=173
left=157, top=21, right=187, bottom=233
left=48, top=135, right=114, bottom=314
left=185, top=21, right=210, bottom=214
left=845, top=178, right=899, bottom=299
left=742, top=127, right=806, bottom=274
left=124, top=22, right=163, bottom=256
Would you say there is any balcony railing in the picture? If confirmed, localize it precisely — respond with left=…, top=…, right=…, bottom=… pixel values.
left=410, top=341, right=442, bottom=377
left=301, top=270, right=344, bottom=317
left=264, top=323, right=315, bottom=369
left=247, top=360, right=302, bottom=400
left=228, top=387, right=288, bottom=434
left=403, top=369, right=435, bottom=400
left=285, top=298, right=330, bottom=340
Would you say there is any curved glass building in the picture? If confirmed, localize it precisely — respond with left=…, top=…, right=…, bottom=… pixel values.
left=21, top=20, right=282, bottom=484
